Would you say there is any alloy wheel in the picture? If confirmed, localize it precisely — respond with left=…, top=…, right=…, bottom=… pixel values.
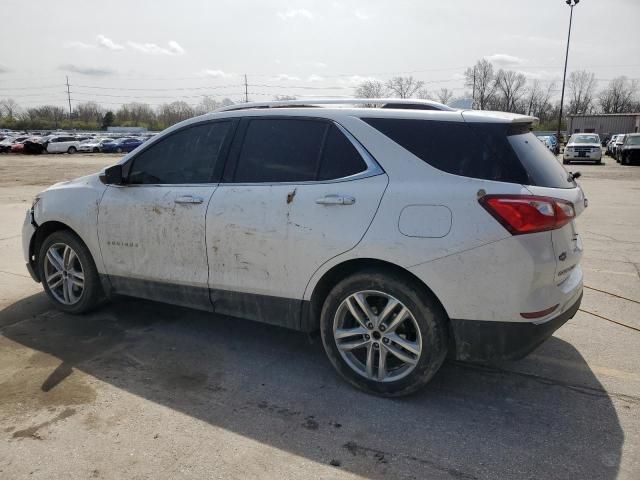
left=44, top=242, right=85, bottom=305
left=333, top=290, right=422, bottom=382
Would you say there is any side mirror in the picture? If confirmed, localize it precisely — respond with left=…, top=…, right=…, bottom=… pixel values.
left=100, top=164, right=124, bottom=185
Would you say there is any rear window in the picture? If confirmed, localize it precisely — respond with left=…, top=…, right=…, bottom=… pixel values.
left=362, top=118, right=574, bottom=189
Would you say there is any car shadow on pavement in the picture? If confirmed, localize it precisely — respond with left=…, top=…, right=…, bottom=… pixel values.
left=0, top=293, right=624, bottom=480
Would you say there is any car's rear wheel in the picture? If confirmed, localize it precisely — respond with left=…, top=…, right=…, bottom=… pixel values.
left=563, top=159, right=570, bottom=164
left=93, top=147, right=99, bottom=153
left=67, top=146, right=77, bottom=154
left=38, top=230, right=103, bottom=314
left=320, top=270, right=448, bottom=396
left=116, top=147, right=123, bottom=153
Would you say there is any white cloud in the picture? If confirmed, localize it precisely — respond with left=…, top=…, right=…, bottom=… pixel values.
left=300, top=61, right=327, bottom=69
left=485, top=54, right=524, bottom=67
left=355, top=10, right=371, bottom=20
left=338, top=75, right=378, bottom=86
left=307, top=74, right=324, bottom=82
left=64, top=41, right=95, bottom=50
left=273, top=73, right=301, bottom=81
left=0, top=64, right=9, bottom=74
left=127, top=40, right=185, bottom=55
left=58, top=64, right=115, bottom=76
left=451, top=72, right=466, bottom=80
left=167, top=40, right=185, bottom=55
left=96, top=34, right=124, bottom=51
left=202, top=69, right=233, bottom=78
left=277, top=9, right=314, bottom=20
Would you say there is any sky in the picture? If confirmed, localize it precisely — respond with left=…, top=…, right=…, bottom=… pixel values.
left=1, top=0, right=639, bottom=110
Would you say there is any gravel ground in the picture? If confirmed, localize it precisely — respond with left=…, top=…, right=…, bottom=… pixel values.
left=0, top=152, right=638, bottom=480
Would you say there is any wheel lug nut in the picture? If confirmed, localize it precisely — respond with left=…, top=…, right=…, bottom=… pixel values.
left=379, top=325, right=386, bottom=332
left=382, top=337, right=389, bottom=344
left=373, top=342, right=379, bottom=349
left=367, top=323, right=374, bottom=329
left=365, top=334, right=370, bottom=340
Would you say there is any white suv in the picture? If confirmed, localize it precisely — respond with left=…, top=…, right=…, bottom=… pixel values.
left=22, top=99, right=585, bottom=396
left=563, top=133, right=602, bottom=164
left=46, top=135, right=81, bottom=154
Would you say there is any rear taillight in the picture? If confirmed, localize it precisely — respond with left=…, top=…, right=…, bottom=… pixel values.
left=479, top=195, right=575, bottom=235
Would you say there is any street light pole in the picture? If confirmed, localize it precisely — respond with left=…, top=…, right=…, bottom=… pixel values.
left=556, top=0, right=579, bottom=146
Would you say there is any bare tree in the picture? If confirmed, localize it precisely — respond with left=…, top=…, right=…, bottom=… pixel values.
left=567, top=70, right=596, bottom=114
left=385, top=76, right=424, bottom=99
left=493, top=69, right=527, bottom=112
left=157, top=101, right=194, bottom=127
left=0, top=98, right=20, bottom=119
left=75, top=101, right=104, bottom=125
left=194, top=96, right=220, bottom=115
left=464, top=59, right=496, bottom=110
left=598, top=76, right=638, bottom=113
left=435, top=88, right=454, bottom=105
left=355, top=80, right=388, bottom=98
left=416, top=88, right=430, bottom=99
left=273, top=95, right=297, bottom=101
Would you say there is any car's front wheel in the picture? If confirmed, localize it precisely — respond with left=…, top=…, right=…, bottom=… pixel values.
left=38, top=230, right=103, bottom=314
left=320, top=270, right=448, bottom=396
left=67, top=146, right=77, bottom=154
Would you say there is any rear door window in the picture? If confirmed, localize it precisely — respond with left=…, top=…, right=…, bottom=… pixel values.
left=363, top=118, right=574, bottom=188
left=317, top=125, right=368, bottom=180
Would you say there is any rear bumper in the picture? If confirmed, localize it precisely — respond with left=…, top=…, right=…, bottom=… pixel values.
left=450, top=291, right=582, bottom=362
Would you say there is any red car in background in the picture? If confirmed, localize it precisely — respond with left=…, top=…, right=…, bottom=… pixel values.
left=10, top=141, right=26, bottom=153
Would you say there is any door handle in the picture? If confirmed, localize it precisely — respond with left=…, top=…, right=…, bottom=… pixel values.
left=175, top=195, right=203, bottom=204
left=315, top=194, right=356, bottom=206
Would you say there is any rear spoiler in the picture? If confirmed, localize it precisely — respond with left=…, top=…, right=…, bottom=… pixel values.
left=461, top=110, right=539, bottom=127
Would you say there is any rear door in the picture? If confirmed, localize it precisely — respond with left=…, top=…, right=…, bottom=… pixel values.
left=206, top=117, right=388, bottom=326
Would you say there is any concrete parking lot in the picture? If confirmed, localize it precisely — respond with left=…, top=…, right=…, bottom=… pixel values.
left=0, top=152, right=639, bottom=479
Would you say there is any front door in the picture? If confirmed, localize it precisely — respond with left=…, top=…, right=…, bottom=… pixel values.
left=98, top=120, right=234, bottom=310
left=206, top=117, right=388, bottom=327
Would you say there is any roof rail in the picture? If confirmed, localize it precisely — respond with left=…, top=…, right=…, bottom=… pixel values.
left=215, top=98, right=456, bottom=112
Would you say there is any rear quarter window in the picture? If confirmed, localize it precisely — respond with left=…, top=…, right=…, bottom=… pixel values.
left=362, top=118, right=575, bottom=189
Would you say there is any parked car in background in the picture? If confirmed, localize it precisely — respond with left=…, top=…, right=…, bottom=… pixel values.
left=613, top=134, right=627, bottom=162
left=0, top=136, right=29, bottom=153
left=10, top=140, right=26, bottom=153
left=22, top=99, right=586, bottom=396
left=563, top=133, right=602, bottom=164
left=606, top=135, right=619, bottom=156
left=78, top=138, right=115, bottom=153
left=101, top=137, right=144, bottom=153
left=618, top=133, right=640, bottom=165
left=23, top=137, right=47, bottom=154
left=536, top=135, right=555, bottom=153
left=46, top=136, right=81, bottom=154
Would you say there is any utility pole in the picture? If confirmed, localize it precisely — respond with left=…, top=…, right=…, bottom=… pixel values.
left=244, top=74, right=249, bottom=103
left=472, top=67, right=476, bottom=110
left=556, top=0, right=579, bottom=146
left=66, top=75, right=72, bottom=118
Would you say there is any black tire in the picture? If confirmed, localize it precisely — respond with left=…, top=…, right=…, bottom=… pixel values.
left=596, top=159, right=602, bottom=165
left=93, top=147, right=99, bottom=153
left=563, top=160, right=570, bottom=165
left=38, top=230, right=103, bottom=314
left=116, top=147, right=123, bottom=153
left=67, top=146, right=77, bottom=154
left=320, top=269, right=448, bottom=397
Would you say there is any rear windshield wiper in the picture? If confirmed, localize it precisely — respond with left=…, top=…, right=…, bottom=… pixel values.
left=567, top=171, right=581, bottom=182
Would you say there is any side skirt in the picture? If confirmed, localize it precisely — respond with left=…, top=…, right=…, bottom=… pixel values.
left=103, top=274, right=310, bottom=331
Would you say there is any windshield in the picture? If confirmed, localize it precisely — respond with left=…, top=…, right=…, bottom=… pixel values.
left=570, top=135, right=599, bottom=144
left=627, top=136, right=640, bottom=145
